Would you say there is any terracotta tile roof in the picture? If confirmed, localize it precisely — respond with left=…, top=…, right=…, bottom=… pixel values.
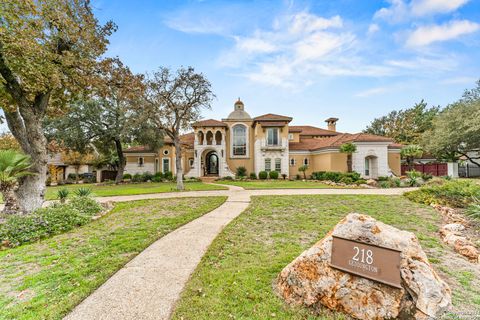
left=124, top=133, right=195, bottom=153
left=289, top=133, right=395, bottom=151
left=289, top=125, right=340, bottom=136
left=388, top=143, right=403, bottom=149
left=124, top=145, right=155, bottom=153
left=253, top=113, right=293, bottom=122
left=192, top=119, right=227, bottom=127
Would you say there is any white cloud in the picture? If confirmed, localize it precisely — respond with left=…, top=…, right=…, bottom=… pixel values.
left=406, top=19, right=480, bottom=47
left=355, top=87, right=389, bottom=97
left=441, top=76, right=477, bottom=85
left=235, top=36, right=277, bottom=54
left=374, top=0, right=470, bottom=22
left=368, top=24, right=380, bottom=35
left=411, top=0, right=470, bottom=16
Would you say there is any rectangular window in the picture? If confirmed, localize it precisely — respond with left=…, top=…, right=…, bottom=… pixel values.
left=275, top=158, right=281, bottom=172
left=365, top=158, right=370, bottom=176
left=266, top=128, right=279, bottom=146
left=163, top=158, right=170, bottom=173
left=265, top=158, right=271, bottom=172
left=138, top=157, right=144, bottom=167
left=233, top=125, right=247, bottom=156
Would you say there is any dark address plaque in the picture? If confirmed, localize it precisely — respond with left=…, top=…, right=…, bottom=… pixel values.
left=329, top=236, right=402, bottom=288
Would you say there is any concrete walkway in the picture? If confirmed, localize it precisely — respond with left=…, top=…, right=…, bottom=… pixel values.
left=65, top=185, right=415, bottom=320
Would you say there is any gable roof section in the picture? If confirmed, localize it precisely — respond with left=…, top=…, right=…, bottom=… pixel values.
left=192, top=119, right=227, bottom=127
left=253, top=113, right=293, bottom=122
left=289, top=125, right=340, bottom=136
left=289, top=133, right=398, bottom=151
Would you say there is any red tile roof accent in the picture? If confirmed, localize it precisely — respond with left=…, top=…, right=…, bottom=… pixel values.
left=257, top=121, right=289, bottom=127
left=192, top=119, right=227, bottom=127
left=288, top=125, right=340, bottom=136
left=289, top=133, right=396, bottom=151
left=253, top=113, right=293, bottom=122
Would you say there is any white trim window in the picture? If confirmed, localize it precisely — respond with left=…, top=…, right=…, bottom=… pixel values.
left=188, top=158, right=194, bottom=167
left=288, top=133, right=293, bottom=140
left=290, top=158, right=296, bottom=166
left=162, top=158, right=170, bottom=173
left=365, top=157, right=370, bottom=176
left=265, top=158, right=271, bottom=172
left=303, top=158, right=309, bottom=166
left=232, top=124, right=247, bottom=156
left=275, top=158, right=281, bottom=172
left=266, top=128, right=279, bottom=146
left=138, top=157, right=144, bottom=167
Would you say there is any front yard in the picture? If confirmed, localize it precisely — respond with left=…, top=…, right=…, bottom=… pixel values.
left=43, top=181, right=226, bottom=200
left=214, top=180, right=348, bottom=189
left=0, top=196, right=226, bottom=320
left=173, top=195, right=480, bottom=320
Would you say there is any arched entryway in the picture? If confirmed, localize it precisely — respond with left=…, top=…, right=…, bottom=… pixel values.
left=364, top=155, right=379, bottom=179
left=205, top=151, right=219, bottom=175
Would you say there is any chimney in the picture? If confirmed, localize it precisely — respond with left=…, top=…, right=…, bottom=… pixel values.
left=325, top=117, right=339, bottom=131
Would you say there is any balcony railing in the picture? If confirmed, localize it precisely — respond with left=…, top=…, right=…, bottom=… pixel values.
left=260, top=138, right=287, bottom=150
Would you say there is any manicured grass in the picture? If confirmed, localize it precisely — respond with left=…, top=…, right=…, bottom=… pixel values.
left=44, top=182, right=227, bottom=200
left=0, top=196, right=226, bottom=320
left=214, top=180, right=349, bottom=189
left=173, top=195, right=479, bottom=320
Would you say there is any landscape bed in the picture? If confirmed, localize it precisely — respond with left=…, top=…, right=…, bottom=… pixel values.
left=214, top=180, right=349, bottom=189
left=0, top=196, right=226, bottom=320
left=172, top=195, right=480, bottom=320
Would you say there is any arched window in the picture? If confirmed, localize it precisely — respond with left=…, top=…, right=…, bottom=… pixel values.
left=206, top=131, right=213, bottom=145
left=215, top=131, right=222, bottom=145
left=232, top=124, right=247, bottom=156
left=303, top=158, right=309, bottom=166
left=290, top=158, right=296, bottom=166
left=197, top=131, right=204, bottom=145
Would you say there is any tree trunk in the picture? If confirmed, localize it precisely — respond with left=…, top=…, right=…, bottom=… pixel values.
left=5, top=109, right=47, bottom=213
left=114, top=139, right=125, bottom=184
left=75, top=166, right=80, bottom=184
left=174, top=136, right=184, bottom=191
left=1, top=183, right=20, bottom=215
left=347, top=154, right=353, bottom=172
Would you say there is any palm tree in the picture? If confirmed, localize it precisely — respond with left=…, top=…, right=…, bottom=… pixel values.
left=340, top=143, right=357, bottom=172
left=298, top=165, right=309, bottom=180
left=0, top=150, right=33, bottom=214
left=401, top=145, right=423, bottom=171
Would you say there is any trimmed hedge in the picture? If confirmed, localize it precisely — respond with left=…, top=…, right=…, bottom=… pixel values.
left=269, top=171, right=279, bottom=179
left=0, top=197, right=103, bottom=248
left=258, top=171, right=268, bottom=180
left=311, top=171, right=361, bottom=183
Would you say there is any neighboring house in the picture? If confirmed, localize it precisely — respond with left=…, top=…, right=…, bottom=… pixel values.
left=123, top=99, right=402, bottom=179
left=47, top=153, right=94, bottom=182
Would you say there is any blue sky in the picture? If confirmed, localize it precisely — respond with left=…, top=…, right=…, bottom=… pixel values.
left=92, top=0, right=480, bottom=132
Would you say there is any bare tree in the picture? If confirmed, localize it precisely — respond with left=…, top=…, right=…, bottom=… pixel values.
left=141, top=67, right=214, bottom=190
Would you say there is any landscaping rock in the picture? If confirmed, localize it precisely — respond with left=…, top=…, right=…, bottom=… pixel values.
left=441, top=223, right=466, bottom=233
left=275, top=213, right=451, bottom=320
left=366, top=179, right=377, bottom=187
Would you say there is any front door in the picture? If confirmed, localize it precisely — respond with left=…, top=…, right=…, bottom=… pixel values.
left=206, top=152, right=219, bottom=175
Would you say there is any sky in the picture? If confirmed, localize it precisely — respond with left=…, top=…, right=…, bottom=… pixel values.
left=91, top=0, right=480, bottom=132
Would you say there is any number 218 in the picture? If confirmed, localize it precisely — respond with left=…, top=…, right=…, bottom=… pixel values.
left=353, top=247, right=373, bottom=265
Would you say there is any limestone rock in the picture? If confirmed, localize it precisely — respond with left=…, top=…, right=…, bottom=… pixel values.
left=275, top=213, right=451, bottom=320
left=441, top=223, right=465, bottom=233
left=366, top=179, right=377, bottom=187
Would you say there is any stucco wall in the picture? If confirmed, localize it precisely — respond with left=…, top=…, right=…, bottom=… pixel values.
left=388, top=151, right=401, bottom=176
left=352, top=143, right=390, bottom=178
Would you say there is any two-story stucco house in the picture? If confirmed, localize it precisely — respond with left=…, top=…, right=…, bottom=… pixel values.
left=124, top=99, right=402, bottom=179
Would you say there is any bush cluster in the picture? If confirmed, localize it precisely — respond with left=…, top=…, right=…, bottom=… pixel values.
left=258, top=171, right=268, bottom=180
left=311, top=171, right=361, bottom=184
left=128, top=171, right=174, bottom=183
left=236, top=166, right=247, bottom=178
left=404, top=180, right=480, bottom=208
left=269, top=171, right=279, bottom=179
left=0, top=197, right=103, bottom=248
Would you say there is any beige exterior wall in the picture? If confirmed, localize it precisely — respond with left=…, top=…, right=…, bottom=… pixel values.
left=289, top=132, right=300, bottom=142
left=388, top=151, right=401, bottom=176
left=223, top=120, right=255, bottom=175
left=330, top=153, right=348, bottom=172
left=288, top=151, right=348, bottom=178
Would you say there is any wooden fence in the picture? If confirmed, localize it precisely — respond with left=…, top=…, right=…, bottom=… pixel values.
left=401, top=163, right=447, bottom=176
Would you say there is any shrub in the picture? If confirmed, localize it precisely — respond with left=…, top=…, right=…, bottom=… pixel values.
left=377, top=176, right=389, bottom=181
left=323, top=171, right=342, bottom=182
left=74, top=187, right=92, bottom=197
left=295, top=174, right=301, bottom=180
left=466, top=198, right=480, bottom=220
left=259, top=171, right=268, bottom=180
left=132, top=173, right=144, bottom=183
left=339, top=176, right=354, bottom=185
left=57, top=188, right=69, bottom=203
left=46, top=176, right=52, bottom=186
left=356, top=179, right=367, bottom=185
left=406, top=170, right=422, bottom=187
left=154, top=172, right=163, bottom=179
left=123, top=173, right=132, bottom=180
left=67, top=173, right=78, bottom=181
left=164, top=171, right=173, bottom=180
left=269, top=171, right=279, bottom=179
left=421, top=173, right=433, bottom=181
left=281, top=173, right=287, bottom=180
left=221, top=176, right=234, bottom=181
left=0, top=197, right=103, bottom=248
left=249, top=172, right=257, bottom=180
left=142, top=172, right=154, bottom=181
left=379, top=181, right=391, bottom=188
left=311, top=171, right=326, bottom=180
left=83, top=176, right=96, bottom=184
left=404, top=180, right=480, bottom=208
left=236, top=166, right=247, bottom=178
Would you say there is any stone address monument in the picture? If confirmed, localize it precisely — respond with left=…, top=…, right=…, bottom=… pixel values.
left=275, top=213, right=451, bottom=319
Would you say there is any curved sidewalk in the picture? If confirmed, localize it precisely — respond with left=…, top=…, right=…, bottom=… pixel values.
left=65, top=185, right=414, bottom=320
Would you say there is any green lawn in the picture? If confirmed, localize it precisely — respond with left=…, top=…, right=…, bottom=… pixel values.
left=44, top=182, right=227, bottom=200
left=0, top=196, right=226, bottom=320
left=214, top=180, right=350, bottom=189
left=173, top=195, right=480, bottom=320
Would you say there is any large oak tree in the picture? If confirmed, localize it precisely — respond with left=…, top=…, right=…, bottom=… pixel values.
left=141, top=67, right=215, bottom=190
left=0, top=0, right=114, bottom=211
